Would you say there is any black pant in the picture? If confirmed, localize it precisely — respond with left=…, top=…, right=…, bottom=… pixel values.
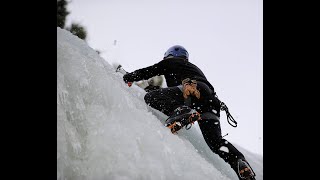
left=144, top=82, right=246, bottom=178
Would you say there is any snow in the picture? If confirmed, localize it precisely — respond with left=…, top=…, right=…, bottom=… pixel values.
left=57, top=27, right=262, bottom=180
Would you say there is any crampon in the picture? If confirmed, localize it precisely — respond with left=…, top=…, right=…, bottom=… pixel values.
left=164, top=106, right=201, bottom=133
left=238, top=159, right=256, bottom=180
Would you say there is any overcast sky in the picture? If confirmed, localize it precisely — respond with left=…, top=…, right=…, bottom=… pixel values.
left=66, top=0, right=263, bottom=155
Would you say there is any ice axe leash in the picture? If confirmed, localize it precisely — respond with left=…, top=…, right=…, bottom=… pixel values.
left=220, top=102, right=237, bottom=127
left=214, top=92, right=237, bottom=127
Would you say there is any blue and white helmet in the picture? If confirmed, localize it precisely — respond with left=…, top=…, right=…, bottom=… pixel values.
left=163, top=45, right=189, bottom=60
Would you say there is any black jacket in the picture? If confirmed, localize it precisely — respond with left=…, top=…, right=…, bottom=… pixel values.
left=123, top=57, right=216, bottom=92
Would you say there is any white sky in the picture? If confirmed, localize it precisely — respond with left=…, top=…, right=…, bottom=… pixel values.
left=66, top=0, right=263, bottom=155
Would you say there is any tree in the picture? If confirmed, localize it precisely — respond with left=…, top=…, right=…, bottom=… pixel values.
left=57, top=0, right=69, bottom=28
left=67, top=23, right=87, bottom=40
left=57, top=0, right=88, bottom=41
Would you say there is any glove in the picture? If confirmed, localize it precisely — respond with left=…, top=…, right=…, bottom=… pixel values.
left=182, top=78, right=200, bottom=99
left=123, top=73, right=133, bottom=83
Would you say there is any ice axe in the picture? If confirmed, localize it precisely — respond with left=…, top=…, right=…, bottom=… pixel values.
left=115, top=65, right=132, bottom=87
